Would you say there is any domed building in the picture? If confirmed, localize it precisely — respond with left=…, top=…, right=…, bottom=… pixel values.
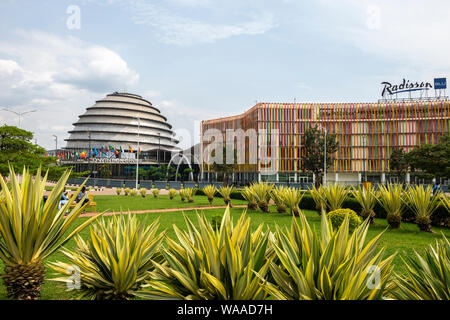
left=66, top=92, right=179, bottom=152
left=62, top=92, right=181, bottom=179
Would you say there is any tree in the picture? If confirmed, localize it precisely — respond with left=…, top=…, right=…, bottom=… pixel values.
left=302, top=125, right=338, bottom=187
left=182, top=168, right=194, bottom=181
left=0, top=125, right=83, bottom=181
left=389, top=148, right=408, bottom=181
left=99, top=164, right=112, bottom=178
left=210, top=146, right=237, bottom=185
left=405, top=135, right=450, bottom=180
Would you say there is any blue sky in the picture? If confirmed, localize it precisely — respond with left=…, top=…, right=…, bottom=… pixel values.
left=0, top=0, right=449, bottom=149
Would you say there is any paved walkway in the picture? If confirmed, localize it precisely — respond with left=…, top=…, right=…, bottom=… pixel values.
left=79, top=204, right=248, bottom=217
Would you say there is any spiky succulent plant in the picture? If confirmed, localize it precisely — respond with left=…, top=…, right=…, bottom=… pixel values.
left=50, top=214, right=164, bottom=300
left=0, top=166, right=102, bottom=299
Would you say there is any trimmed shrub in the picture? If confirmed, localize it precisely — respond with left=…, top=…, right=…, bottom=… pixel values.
left=327, top=208, right=362, bottom=232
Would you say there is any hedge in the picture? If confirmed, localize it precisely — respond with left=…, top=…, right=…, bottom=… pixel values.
left=299, top=193, right=449, bottom=227
left=195, top=188, right=245, bottom=201
left=195, top=188, right=450, bottom=227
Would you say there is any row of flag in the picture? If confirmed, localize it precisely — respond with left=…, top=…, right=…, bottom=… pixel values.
left=48, top=145, right=141, bottom=160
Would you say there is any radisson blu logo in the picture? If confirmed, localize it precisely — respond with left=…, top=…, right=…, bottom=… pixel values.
left=381, top=77, right=447, bottom=97
left=381, top=79, right=433, bottom=97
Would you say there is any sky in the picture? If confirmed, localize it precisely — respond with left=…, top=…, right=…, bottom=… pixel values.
left=0, top=0, right=449, bottom=150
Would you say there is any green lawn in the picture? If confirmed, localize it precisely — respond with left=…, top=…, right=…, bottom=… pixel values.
left=93, top=194, right=247, bottom=212
left=0, top=196, right=449, bottom=300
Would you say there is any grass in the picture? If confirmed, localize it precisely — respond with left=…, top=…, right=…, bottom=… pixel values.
left=93, top=194, right=248, bottom=212
left=0, top=195, right=449, bottom=300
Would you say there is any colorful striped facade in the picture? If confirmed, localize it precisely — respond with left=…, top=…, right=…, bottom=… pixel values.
left=201, top=100, right=450, bottom=182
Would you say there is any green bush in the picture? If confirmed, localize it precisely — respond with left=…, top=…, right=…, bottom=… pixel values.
left=327, top=208, right=362, bottom=232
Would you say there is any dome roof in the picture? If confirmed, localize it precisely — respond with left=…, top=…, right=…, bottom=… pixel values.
left=65, top=92, right=179, bottom=151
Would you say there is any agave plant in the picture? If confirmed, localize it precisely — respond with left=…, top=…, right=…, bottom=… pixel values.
left=115, top=188, right=122, bottom=195
left=351, top=185, right=377, bottom=224
left=242, top=186, right=258, bottom=210
left=283, top=188, right=304, bottom=216
left=218, top=185, right=234, bottom=207
left=0, top=166, right=102, bottom=300
left=139, top=188, right=147, bottom=197
left=391, top=235, right=449, bottom=300
left=124, top=188, right=131, bottom=196
left=202, top=185, right=216, bottom=205
left=250, top=182, right=274, bottom=213
left=308, top=185, right=326, bottom=215
left=184, top=188, right=196, bottom=202
left=377, top=184, right=404, bottom=229
left=403, top=185, right=441, bottom=232
left=137, top=207, right=273, bottom=300
left=168, top=188, right=177, bottom=200
left=322, top=183, right=348, bottom=212
left=271, top=186, right=287, bottom=213
left=49, top=214, right=165, bottom=300
left=262, top=210, right=395, bottom=300
left=152, top=189, right=160, bottom=198
left=179, top=189, right=186, bottom=201
left=130, top=189, right=138, bottom=196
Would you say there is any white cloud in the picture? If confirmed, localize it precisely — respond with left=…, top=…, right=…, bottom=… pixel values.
left=90, top=0, right=276, bottom=46
left=0, top=30, right=139, bottom=149
left=154, top=12, right=276, bottom=46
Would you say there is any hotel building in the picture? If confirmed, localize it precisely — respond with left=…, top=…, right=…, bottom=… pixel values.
left=200, top=99, right=450, bottom=185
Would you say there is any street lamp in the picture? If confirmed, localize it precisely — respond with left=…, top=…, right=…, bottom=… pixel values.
left=362, top=135, right=367, bottom=183
left=1, top=108, right=36, bottom=128
left=135, top=117, right=140, bottom=190
left=52, top=135, right=58, bottom=151
left=323, top=127, right=327, bottom=185
left=157, top=132, right=161, bottom=163
left=87, top=131, right=92, bottom=175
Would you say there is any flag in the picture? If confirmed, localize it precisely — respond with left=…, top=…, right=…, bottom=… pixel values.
left=94, top=148, right=98, bottom=157
left=129, top=146, right=134, bottom=153
left=120, top=146, right=123, bottom=153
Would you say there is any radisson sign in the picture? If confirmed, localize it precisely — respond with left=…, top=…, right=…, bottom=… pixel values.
left=381, top=77, right=447, bottom=98
left=381, top=79, right=433, bottom=97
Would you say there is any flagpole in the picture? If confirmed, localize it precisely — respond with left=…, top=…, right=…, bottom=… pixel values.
left=136, top=117, right=140, bottom=190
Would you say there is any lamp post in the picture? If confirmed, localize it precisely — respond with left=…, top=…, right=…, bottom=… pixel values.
left=1, top=108, right=36, bottom=128
left=87, top=131, right=92, bottom=176
left=52, top=135, right=58, bottom=152
left=363, top=135, right=367, bottom=183
left=135, top=118, right=140, bottom=190
left=323, top=127, right=327, bottom=186
left=158, top=132, right=161, bottom=163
